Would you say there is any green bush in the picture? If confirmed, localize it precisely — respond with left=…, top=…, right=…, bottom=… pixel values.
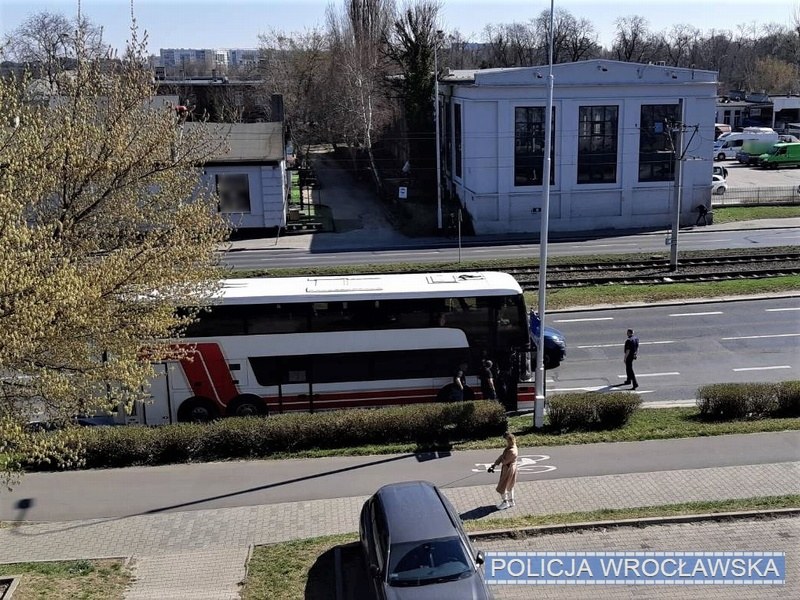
left=23, top=401, right=507, bottom=471
left=776, top=381, right=800, bottom=417
left=548, top=393, right=641, bottom=432
left=547, top=394, right=595, bottom=431
left=594, top=394, right=642, bottom=429
left=697, top=382, right=784, bottom=420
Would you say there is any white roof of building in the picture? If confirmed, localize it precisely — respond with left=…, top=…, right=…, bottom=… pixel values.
left=215, top=272, right=522, bottom=305
left=441, top=59, right=717, bottom=86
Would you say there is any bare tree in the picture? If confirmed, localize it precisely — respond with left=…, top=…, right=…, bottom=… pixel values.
left=612, top=15, right=658, bottom=63
left=327, top=0, right=395, bottom=183
left=533, top=7, right=600, bottom=64
left=258, top=27, right=332, bottom=155
left=3, top=12, right=110, bottom=88
left=384, top=0, right=441, bottom=178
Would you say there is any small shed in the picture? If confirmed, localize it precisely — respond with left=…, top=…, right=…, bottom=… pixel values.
left=199, top=122, right=287, bottom=229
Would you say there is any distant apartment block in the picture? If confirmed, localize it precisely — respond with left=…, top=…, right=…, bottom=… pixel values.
left=158, top=48, right=260, bottom=73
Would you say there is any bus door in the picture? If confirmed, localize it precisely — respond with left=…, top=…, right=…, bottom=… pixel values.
left=136, top=363, right=174, bottom=425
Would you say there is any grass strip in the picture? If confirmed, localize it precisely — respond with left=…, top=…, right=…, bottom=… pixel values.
left=540, top=275, right=800, bottom=311
left=0, top=559, right=130, bottom=600
left=465, top=495, right=800, bottom=534
left=711, top=205, right=800, bottom=223
left=242, top=495, right=800, bottom=600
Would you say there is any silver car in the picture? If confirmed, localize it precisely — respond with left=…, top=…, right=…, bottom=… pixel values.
left=359, top=480, right=492, bottom=600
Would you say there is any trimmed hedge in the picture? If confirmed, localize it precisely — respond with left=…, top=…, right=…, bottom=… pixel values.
left=697, top=380, right=800, bottom=420
left=547, top=392, right=641, bottom=432
left=23, top=400, right=507, bottom=471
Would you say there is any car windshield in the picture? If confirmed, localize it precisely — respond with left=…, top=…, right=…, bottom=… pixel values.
left=388, top=537, right=473, bottom=586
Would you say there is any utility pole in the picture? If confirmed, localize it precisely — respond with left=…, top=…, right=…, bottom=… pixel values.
left=668, top=99, right=692, bottom=271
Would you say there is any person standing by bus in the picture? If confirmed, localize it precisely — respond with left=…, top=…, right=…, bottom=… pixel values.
left=451, top=362, right=467, bottom=401
left=480, top=359, right=497, bottom=400
left=623, top=328, right=639, bottom=390
left=488, top=432, right=518, bottom=509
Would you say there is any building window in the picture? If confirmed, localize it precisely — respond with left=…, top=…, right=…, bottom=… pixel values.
left=454, top=103, right=462, bottom=178
left=216, top=173, right=251, bottom=212
left=577, top=105, right=618, bottom=184
left=639, top=104, right=679, bottom=182
left=514, top=107, right=555, bottom=186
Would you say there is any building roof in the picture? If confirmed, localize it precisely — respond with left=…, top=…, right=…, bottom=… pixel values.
left=440, top=59, right=717, bottom=87
left=190, top=122, right=284, bottom=163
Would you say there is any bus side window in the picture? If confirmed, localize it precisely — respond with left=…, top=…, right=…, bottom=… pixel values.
left=247, top=303, right=309, bottom=334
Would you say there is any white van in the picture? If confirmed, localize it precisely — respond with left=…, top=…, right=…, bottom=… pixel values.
left=713, top=129, right=778, bottom=161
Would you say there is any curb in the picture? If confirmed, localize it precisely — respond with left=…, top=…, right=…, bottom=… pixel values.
left=468, top=507, right=800, bottom=541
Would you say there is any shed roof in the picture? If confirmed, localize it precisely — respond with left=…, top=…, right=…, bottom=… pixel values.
left=190, top=122, right=284, bottom=163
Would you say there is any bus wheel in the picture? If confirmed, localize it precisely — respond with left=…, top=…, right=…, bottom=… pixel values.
left=177, top=397, right=217, bottom=423
left=227, top=395, right=265, bottom=418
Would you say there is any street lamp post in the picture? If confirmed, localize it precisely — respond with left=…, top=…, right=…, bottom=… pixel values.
left=534, top=0, right=555, bottom=428
left=434, top=30, right=444, bottom=230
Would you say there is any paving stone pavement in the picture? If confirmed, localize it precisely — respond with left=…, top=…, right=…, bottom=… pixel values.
left=0, top=461, right=798, bottom=598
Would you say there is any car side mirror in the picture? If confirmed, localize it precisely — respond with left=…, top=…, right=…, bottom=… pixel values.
left=475, top=550, right=485, bottom=565
left=369, top=564, right=380, bottom=578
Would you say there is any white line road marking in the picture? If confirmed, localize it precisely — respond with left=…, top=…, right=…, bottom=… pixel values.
left=552, top=317, right=615, bottom=323
left=669, top=311, right=723, bottom=317
left=617, top=372, right=680, bottom=378
left=550, top=386, right=608, bottom=392
left=577, top=341, right=676, bottom=349
left=722, top=333, right=800, bottom=340
left=766, top=307, right=800, bottom=312
left=732, top=366, right=792, bottom=372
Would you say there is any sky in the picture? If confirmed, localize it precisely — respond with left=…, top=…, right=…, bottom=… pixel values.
left=1, top=0, right=797, bottom=55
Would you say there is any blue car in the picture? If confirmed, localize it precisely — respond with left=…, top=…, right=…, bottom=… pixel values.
left=360, top=481, right=493, bottom=600
left=530, top=310, right=566, bottom=369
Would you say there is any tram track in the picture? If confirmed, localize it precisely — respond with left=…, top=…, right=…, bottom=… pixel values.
left=500, top=251, right=800, bottom=290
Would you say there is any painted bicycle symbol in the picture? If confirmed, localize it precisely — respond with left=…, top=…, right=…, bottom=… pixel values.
left=472, top=454, right=556, bottom=474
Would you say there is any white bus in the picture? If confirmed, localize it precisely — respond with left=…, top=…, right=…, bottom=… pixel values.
left=128, top=272, right=535, bottom=425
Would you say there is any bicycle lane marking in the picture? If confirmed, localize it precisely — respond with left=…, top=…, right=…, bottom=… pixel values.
left=471, top=454, right=557, bottom=475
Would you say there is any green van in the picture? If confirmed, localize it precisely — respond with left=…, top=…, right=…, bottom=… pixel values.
left=759, top=142, right=800, bottom=169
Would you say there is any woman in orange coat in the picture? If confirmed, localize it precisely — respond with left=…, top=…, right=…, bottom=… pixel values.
left=488, top=432, right=518, bottom=510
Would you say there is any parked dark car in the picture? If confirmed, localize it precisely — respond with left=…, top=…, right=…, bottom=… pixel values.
left=530, top=311, right=566, bottom=369
left=359, top=480, right=492, bottom=600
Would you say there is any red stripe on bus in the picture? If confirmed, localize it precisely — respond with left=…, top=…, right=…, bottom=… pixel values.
left=178, top=343, right=239, bottom=406
left=265, top=393, right=439, bottom=413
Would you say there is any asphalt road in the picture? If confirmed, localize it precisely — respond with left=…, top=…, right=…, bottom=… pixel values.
left=223, top=226, right=800, bottom=269
left=546, top=296, right=800, bottom=403
left=2, top=431, right=797, bottom=522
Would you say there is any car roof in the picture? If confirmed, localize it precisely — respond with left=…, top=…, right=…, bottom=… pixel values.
left=376, top=481, right=458, bottom=544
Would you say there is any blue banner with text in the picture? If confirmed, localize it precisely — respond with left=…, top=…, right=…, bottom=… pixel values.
left=485, top=552, right=785, bottom=585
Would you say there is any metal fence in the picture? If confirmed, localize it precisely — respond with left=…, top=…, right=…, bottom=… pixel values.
left=713, top=185, right=800, bottom=206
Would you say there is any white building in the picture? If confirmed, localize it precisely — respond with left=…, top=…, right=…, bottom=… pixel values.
left=438, top=60, right=718, bottom=235
left=196, top=122, right=287, bottom=229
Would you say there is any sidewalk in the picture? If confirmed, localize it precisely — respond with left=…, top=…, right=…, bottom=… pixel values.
left=1, top=460, right=798, bottom=598
left=227, top=215, right=800, bottom=253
